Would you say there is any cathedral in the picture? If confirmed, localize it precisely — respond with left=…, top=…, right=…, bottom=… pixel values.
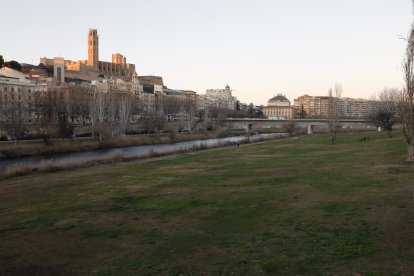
left=40, top=28, right=136, bottom=82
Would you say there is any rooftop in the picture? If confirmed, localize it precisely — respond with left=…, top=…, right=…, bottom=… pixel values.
left=268, top=94, right=289, bottom=102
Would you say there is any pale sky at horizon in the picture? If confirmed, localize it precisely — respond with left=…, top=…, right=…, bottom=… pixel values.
left=2, top=0, right=413, bottom=105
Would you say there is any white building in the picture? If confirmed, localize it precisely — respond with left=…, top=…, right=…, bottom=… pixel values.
left=0, top=67, right=38, bottom=125
left=131, top=71, right=144, bottom=100
left=202, top=85, right=237, bottom=110
left=263, top=94, right=294, bottom=119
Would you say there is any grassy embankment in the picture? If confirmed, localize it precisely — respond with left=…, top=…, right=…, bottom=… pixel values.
left=0, top=131, right=240, bottom=159
left=1, top=133, right=414, bottom=275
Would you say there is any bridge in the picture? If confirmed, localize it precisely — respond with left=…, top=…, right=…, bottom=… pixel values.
left=223, top=118, right=377, bottom=134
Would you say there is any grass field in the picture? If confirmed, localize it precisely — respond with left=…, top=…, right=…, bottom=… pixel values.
left=1, top=133, right=414, bottom=275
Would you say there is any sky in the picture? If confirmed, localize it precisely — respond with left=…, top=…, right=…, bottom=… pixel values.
left=1, top=0, right=413, bottom=105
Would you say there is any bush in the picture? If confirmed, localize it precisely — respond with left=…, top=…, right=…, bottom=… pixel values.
left=283, top=121, right=298, bottom=136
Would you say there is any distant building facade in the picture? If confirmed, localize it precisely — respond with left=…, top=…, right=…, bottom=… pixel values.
left=340, top=97, right=372, bottom=119
left=294, top=94, right=376, bottom=119
left=139, top=76, right=164, bottom=96
left=293, top=94, right=330, bottom=118
left=263, top=94, right=294, bottom=119
left=0, top=67, right=37, bottom=125
left=201, top=85, right=237, bottom=110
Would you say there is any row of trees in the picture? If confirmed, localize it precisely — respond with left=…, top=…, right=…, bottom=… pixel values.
left=33, top=88, right=203, bottom=142
left=2, top=83, right=253, bottom=142
left=327, top=83, right=343, bottom=144
left=367, top=88, right=399, bottom=138
left=325, top=84, right=400, bottom=145
left=347, top=1, right=414, bottom=161
left=0, top=85, right=140, bottom=143
left=353, top=2, right=414, bottom=162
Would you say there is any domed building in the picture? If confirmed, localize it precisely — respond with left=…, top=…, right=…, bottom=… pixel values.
left=263, top=94, right=294, bottom=119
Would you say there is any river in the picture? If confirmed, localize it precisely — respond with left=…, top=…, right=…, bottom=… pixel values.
left=0, top=133, right=287, bottom=175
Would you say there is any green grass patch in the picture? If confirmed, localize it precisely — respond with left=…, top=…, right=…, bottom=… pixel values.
left=1, top=132, right=414, bottom=274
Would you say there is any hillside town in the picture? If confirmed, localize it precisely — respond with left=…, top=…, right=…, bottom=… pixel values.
left=1, top=28, right=380, bottom=140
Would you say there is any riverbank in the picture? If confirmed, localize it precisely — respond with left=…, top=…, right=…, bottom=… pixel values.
left=0, top=133, right=287, bottom=179
left=0, top=131, right=248, bottom=159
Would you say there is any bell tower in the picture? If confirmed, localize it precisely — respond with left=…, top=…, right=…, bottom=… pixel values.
left=87, top=28, right=99, bottom=69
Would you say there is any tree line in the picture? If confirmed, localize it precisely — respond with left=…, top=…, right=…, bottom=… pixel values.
left=1, top=83, right=264, bottom=143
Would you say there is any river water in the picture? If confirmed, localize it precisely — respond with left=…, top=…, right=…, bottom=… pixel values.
left=0, top=133, right=287, bottom=175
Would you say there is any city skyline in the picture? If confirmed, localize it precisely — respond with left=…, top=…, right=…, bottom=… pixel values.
left=2, top=0, right=412, bottom=105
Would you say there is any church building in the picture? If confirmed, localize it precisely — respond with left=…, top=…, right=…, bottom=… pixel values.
left=40, top=28, right=136, bottom=82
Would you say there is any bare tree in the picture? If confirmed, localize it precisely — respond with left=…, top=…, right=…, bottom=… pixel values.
left=163, top=96, right=181, bottom=118
left=210, top=100, right=228, bottom=130
left=141, top=95, right=166, bottom=134
left=93, top=90, right=107, bottom=142
left=131, top=93, right=142, bottom=124
left=203, top=106, right=210, bottom=130
left=185, top=97, right=197, bottom=132
left=154, top=108, right=166, bottom=133
left=178, top=104, right=185, bottom=132
left=118, top=93, right=133, bottom=138
left=368, top=88, right=399, bottom=138
left=89, top=90, right=98, bottom=138
left=327, top=83, right=342, bottom=144
left=34, top=88, right=57, bottom=144
left=400, top=8, right=414, bottom=161
left=283, top=120, right=298, bottom=136
left=4, top=95, right=26, bottom=142
left=78, top=86, right=91, bottom=125
left=106, top=92, right=119, bottom=137
left=141, top=106, right=155, bottom=135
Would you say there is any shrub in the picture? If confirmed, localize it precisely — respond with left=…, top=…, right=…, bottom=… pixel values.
left=283, top=121, right=298, bottom=136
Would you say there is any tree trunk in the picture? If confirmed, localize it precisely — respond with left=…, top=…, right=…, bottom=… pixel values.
left=408, top=143, right=414, bottom=162
left=330, top=134, right=336, bottom=145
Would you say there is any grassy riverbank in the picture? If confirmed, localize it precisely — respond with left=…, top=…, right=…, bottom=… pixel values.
left=0, top=131, right=241, bottom=159
left=1, top=133, right=414, bottom=274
